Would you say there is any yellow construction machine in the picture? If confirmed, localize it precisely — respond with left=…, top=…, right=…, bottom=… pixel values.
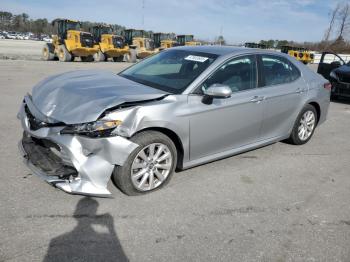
left=124, top=29, right=155, bottom=60
left=281, top=46, right=314, bottom=64
left=152, top=33, right=177, bottom=50
left=91, top=25, right=129, bottom=62
left=42, top=19, right=99, bottom=62
left=177, top=35, right=201, bottom=46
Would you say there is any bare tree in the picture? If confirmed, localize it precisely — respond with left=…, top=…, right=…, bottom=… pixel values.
left=337, top=2, right=350, bottom=40
left=324, top=3, right=340, bottom=41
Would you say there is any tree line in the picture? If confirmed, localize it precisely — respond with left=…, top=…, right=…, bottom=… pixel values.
left=0, top=11, right=153, bottom=36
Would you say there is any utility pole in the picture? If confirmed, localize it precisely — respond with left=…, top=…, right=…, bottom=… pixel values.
left=142, top=0, right=145, bottom=30
left=220, top=26, right=223, bottom=45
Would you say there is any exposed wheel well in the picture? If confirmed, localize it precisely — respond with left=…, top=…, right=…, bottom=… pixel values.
left=134, top=127, right=184, bottom=170
left=308, top=102, right=321, bottom=124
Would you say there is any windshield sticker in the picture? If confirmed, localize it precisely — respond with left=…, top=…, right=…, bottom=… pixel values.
left=185, top=55, right=209, bottom=63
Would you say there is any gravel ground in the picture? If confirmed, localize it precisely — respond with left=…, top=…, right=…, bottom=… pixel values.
left=0, top=39, right=44, bottom=60
left=0, top=58, right=350, bottom=262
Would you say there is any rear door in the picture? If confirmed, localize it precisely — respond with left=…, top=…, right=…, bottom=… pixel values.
left=317, top=52, right=345, bottom=80
left=258, top=54, right=306, bottom=140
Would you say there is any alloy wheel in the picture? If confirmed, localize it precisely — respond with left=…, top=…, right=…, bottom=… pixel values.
left=298, top=110, right=316, bottom=141
left=131, top=143, right=172, bottom=191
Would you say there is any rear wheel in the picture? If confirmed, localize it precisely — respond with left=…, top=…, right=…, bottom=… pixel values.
left=113, top=56, right=124, bottom=62
left=81, top=55, right=94, bottom=62
left=58, top=44, right=72, bottom=62
left=93, top=51, right=105, bottom=62
left=42, top=43, right=55, bottom=61
left=113, top=131, right=177, bottom=196
left=287, top=104, right=317, bottom=145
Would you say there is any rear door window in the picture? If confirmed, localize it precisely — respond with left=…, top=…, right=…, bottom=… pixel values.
left=261, top=55, right=300, bottom=86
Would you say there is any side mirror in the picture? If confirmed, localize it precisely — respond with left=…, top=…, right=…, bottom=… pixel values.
left=202, top=84, right=232, bottom=104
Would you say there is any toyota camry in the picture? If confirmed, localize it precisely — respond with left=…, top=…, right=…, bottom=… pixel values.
left=18, top=46, right=330, bottom=196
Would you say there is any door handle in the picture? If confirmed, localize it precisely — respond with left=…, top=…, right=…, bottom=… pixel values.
left=250, top=96, right=265, bottom=103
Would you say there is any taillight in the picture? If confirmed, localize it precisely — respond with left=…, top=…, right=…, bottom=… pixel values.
left=324, top=82, right=332, bottom=90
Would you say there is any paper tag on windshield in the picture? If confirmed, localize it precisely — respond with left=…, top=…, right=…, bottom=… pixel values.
left=185, top=55, right=208, bottom=63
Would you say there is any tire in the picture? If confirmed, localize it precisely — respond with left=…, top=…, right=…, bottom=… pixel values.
left=287, top=104, right=317, bottom=145
left=125, top=49, right=137, bottom=63
left=93, top=51, right=105, bottom=62
left=58, top=44, right=72, bottom=62
left=113, top=56, right=124, bottom=62
left=113, top=131, right=177, bottom=196
left=42, top=43, right=55, bottom=61
left=81, top=55, right=94, bottom=62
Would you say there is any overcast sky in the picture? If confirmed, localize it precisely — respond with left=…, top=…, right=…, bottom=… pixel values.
left=0, top=0, right=339, bottom=43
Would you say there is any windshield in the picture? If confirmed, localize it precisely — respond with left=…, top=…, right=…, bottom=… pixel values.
left=120, top=50, right=218, bottom=94
left=101, top=27, right=112, bottom=34
left=67, top=22, right=80, bottom=31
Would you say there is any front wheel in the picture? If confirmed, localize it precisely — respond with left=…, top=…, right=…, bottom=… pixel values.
left=58, top=45, right=71, bottom=62
left=287, top=104, right=317, bottom=145
left=113, top=131, right=177, bottom=195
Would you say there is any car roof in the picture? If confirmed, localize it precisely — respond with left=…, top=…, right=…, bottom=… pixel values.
left=172, top=45, right=285, bottom=57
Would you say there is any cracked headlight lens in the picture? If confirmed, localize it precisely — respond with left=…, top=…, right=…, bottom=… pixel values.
left=61, top=120, right=122, bottom=137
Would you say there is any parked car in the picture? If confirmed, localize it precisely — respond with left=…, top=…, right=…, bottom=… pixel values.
left=317, top=51, right=350, bottom=99
left=18, top=46, right=331, bottom=196
left=6, top=32, right=17, bottom=39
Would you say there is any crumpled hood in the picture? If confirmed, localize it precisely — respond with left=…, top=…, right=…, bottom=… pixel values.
left=30, top=70, right=167, bottom=124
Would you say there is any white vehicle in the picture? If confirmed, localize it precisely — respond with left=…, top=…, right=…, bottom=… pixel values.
left=42, top=37, right=52, bottom=43
left=7, top=32, right=17, bottom=39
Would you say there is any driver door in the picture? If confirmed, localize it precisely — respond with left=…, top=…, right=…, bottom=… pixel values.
left=317, top=52, right=345, bottom=80
left=188, top=55, right=265, bottom=160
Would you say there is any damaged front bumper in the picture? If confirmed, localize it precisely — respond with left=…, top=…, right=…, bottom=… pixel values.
left=17, top=102, right=138, bottom=197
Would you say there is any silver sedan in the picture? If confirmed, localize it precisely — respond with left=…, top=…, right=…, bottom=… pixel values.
left=18, top=46, right=331, bottom=196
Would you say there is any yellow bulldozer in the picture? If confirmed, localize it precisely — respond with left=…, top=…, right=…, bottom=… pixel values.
left=124, top=29, right=155, bottom=60
left=152, top=33, right=177, bottom=50
left=42, top=19, right=99, bottom=62
left=91, top=25, right=130, bottom=62
left=177, top=35, right=201, bottom=46
left=281, top=46, right=314, bottom=64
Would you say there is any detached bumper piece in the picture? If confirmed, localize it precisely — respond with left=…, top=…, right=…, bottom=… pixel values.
left=21, top=133, right=77, bottom=180
left=19, top=132, right=113, bottom=197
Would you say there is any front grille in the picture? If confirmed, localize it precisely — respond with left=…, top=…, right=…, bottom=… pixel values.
left=112, top=36, right=125, bottom=48
left=339, top=74, right=350, bottom=83
left=80, top=33, right=94, bottom=48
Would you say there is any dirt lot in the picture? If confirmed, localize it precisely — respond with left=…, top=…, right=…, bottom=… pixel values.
left=0, top=55, right=350, bottom=261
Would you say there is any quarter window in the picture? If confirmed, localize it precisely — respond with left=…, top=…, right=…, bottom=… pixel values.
left=261, top=55, right=300, bottom=86
left=202, top=55, right=257, bottom=93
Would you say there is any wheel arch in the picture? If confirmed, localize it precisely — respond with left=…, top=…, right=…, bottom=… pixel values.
left=133, top=127, right=184, bottom=170
left=308, top=101, right=321, bottom=124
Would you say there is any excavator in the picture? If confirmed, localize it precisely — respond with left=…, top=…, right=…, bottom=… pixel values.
left=42, top=19, right=99, bottom=62
left=124, top=29, right=155, bottom=60
left=176, top=35, right=201, bottom=46
left=152, top=33, right=177, bottom=50
left=91, top=25, right=130, bottom=62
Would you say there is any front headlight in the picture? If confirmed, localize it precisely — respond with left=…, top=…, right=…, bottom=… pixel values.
left=330, top=71, right=339, bottom=81
left=61, top=120, right=122, bottom=137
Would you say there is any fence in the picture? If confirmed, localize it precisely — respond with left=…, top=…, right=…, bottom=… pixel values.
left=312, top=53, right=350, bottom=64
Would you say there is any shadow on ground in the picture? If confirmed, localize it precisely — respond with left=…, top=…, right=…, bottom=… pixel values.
left=43, top=197, right=128, bottom=262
